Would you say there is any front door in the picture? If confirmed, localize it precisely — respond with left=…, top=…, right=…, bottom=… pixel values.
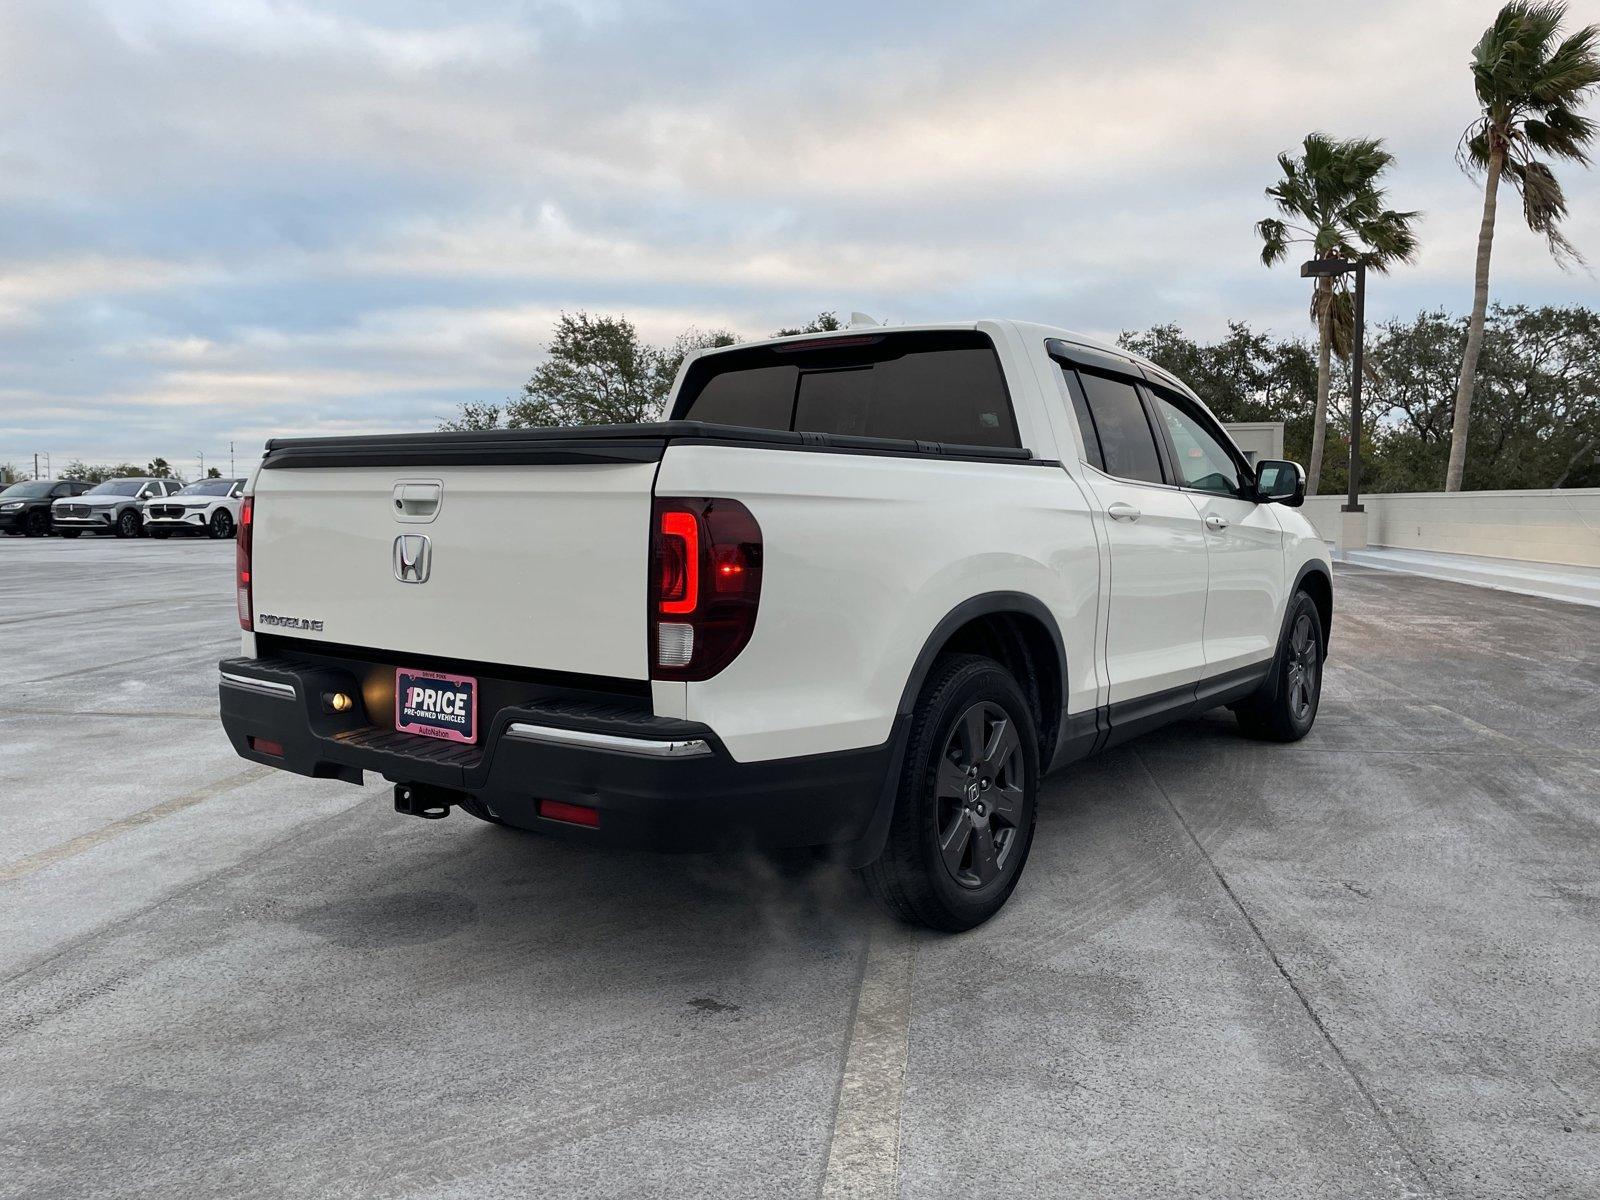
left=1147, top=389, right=1286, bottom=675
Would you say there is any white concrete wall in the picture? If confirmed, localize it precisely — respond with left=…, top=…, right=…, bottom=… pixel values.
left=1300, top=489, right=1600, bottom=568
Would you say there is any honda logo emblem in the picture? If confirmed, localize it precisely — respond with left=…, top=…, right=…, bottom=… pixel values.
left=393, top=534, right=431, bottom=584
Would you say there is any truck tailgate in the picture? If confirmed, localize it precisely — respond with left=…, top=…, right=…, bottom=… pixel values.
left=250, top=462, right=654, bottom=679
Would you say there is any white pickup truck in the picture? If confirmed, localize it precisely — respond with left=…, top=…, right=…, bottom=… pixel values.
left=219, top=321, right=1330, bottom=929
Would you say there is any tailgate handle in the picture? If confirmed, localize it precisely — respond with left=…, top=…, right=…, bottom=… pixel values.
left=392, top=481, right=442, bottom=522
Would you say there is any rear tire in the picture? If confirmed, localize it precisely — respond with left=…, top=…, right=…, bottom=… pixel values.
left=857, top=654, right=1039, bottom=932
left=59, top=530, right=81, bottom=539
left=148, top=528, right=171, bottom=539
left=1234, top=591, right=1324, bottom=742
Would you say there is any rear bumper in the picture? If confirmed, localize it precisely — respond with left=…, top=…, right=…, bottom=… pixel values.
left=218, top=657, right=902, bottom=860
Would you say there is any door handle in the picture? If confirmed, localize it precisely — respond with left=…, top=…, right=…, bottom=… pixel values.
left=1204, top=513, right=1229, bottom=532
left=1107, top=502, right=1141, bottom=522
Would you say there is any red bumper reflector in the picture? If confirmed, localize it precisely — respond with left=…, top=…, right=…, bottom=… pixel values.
left=538, top=799, right=600, bottom=828
left=249, top=737, right=284, bottom=758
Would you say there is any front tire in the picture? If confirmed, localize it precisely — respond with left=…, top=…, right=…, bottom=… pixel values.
left=1234, top=591, right=1324, bottom=742
left=858, top=654, right=1039, bottom=932
left=115, top=509, right=141, bottom=539
left=208, top=509, right=235, bottom=539
left=23, top=510, right=49, bottom=537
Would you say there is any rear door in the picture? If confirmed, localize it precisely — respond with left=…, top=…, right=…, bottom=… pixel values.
left=250, top=461, right=657, bottom=680
left=1146, top=388, right=1286, bottom=675
left=1063, top=365, right=1210, bottom=705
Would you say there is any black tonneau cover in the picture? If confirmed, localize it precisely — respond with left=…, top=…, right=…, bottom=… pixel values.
left=260, top=421, right=1037, bottom=470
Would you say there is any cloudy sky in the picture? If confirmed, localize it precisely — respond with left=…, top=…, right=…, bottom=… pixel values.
left=3, top=0, right=1597, bottom=475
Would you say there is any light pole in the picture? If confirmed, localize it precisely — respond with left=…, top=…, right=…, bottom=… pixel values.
left=1301, top=257, right=1368, bottom=549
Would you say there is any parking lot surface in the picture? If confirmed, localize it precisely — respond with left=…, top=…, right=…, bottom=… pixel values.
left=2, top=536, right=1597, bottom=1199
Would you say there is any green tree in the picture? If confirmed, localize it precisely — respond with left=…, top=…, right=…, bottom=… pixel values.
left=774, top=312, right=842, bottom=337
left=507, top=312, right=664, bottom=427
left=439, top=401, right=504, bottom=432
left=1257, top=134, right=1420, bottom=494
left=62, top=461, right=146, bottom=484
left=1120, top=322, right=1319, bottom=467
left=1444, top=1, right=1600, bottom=491
left=1361, top=304, right=1599, bottom=490
left=206, top=467, right=222, bottom=478
left=146, top=457, right=173, bottom=478
left=441, top=313, right=741, bottom=431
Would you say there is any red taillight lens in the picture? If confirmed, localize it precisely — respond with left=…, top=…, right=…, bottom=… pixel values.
left=656, top=510, right=699, bottom=614
left=236, top=495, right=253, bottom=630
left=649, top=497, right=762, bottom=681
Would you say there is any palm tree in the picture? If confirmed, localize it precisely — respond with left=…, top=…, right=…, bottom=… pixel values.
left=1258, top=135, right=1419, bottom=494
left=1444, top=1, right=1600, bottom=491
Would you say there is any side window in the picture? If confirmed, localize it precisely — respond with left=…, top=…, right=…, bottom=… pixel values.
left=1152, top=394, right=1249, bottom=496
left=1077, top=371, right=1164, bottom=485
left=1059, top=369, right=1105, bottom=472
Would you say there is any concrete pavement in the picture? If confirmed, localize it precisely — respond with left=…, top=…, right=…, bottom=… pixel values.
left=2, top=536, right=1597, bottom=1198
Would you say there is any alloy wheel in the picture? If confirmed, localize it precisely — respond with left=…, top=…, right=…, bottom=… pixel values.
left=1285, top=612, right=1319, bottom=723
left=935, top=702, right=1026, bottom=889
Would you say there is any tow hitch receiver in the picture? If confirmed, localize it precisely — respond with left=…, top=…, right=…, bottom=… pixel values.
left=394, top=782, right=461, bottom=820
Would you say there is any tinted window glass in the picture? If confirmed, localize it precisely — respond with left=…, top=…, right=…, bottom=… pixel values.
left=178, top=478, right=236, bottom=497
left=1059, top=369, right=1105, bottom=471
left=1078, top=373, right=1163, bottom=484
left=1153, top=394, right=1247, bottom=495
left=676, top=332, right=1019, bottom=448
left=86, top=480, right=142, bottom=496
left=1, top=481, right=54, bottom=498
left=681, top=363, right=797, bottom=429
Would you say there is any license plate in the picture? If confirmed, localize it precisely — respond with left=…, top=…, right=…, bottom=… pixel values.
left=394, top=669, right=477, bottom=744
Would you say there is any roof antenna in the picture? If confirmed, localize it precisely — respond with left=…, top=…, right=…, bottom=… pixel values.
left=848, top=312, right=880, bottom=328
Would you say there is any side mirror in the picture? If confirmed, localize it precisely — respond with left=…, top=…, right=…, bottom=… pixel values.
left=1253, top=459, right=1306, bottom=507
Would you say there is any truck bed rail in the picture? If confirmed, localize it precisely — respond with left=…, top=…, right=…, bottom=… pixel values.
left=260, top=421, right=1039, bottom=470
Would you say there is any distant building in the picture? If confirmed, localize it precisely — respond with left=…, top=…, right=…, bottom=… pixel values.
left=1224, top=421, right=1284, bottom=467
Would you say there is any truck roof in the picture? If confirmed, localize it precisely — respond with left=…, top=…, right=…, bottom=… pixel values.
left=687, top=319, right=1186, bottom=399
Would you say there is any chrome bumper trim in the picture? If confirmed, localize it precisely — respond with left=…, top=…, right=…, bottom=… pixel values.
left=505, top=722, right=712, bottom=758
left=220, top=671, right=297, bottom=699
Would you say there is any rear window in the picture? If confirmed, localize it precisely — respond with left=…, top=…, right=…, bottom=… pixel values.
left=673, top=331, right=1019, bottom=448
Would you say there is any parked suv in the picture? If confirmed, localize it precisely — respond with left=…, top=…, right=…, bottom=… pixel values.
left=145, top=477, right=247, bottom=539
left=52, top=477, right=184, bottom=538
left=219, top=320, right=1331, bottom=930
left=0, top=479, right=90, bottom=537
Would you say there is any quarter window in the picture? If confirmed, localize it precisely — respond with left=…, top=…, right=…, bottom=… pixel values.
left=1075, top=372, right=1164, bottom=485
left=1152, top=394, right=1248, bottom=495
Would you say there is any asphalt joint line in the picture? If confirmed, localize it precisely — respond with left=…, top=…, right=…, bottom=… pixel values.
left=1134, top=751, right=1438, bottom=1198
left=820, top=923, right=917, bottom=1200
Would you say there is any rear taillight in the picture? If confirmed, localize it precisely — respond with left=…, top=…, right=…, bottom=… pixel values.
left=649, top=497, right=762, bottom=681
left=236, top=495, right=253, bottom=630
